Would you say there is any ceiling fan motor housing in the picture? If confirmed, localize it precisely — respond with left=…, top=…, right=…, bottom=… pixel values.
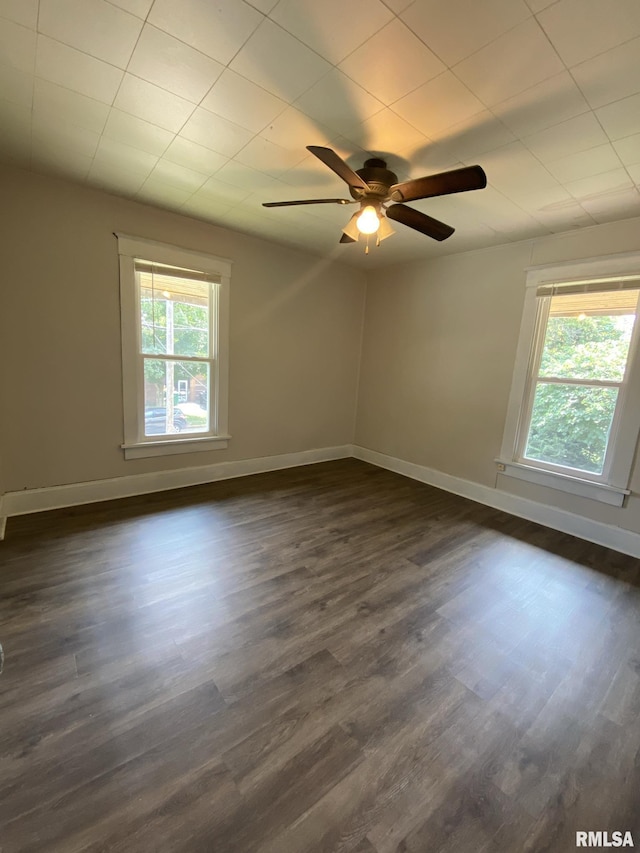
left=351, top=158, right=398, bottom=201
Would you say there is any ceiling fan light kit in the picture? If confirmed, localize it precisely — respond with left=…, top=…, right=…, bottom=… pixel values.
left=356, top=204, right=380, bottom=235
left=341, top=206, right=396, bottom=253
left=262, top=146, right=487, bottom=254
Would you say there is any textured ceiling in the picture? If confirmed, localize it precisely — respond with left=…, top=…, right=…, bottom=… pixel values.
left=1, top=0, right=640, bottom=268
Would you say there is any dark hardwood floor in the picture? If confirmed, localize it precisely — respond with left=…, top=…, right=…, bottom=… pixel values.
left=1, top=458, right=639, bottom=852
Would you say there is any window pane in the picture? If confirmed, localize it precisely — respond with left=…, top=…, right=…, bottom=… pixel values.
left=524, top=382, right=618, bottom=474
left=140, top=286, right=166, bottom=354
left=139, top=272, right=209, bottom=358
left=539, top=294, right=637, bottom=381
left=144, top=359, right=210, bottom=436
left=173, top=297, right=209, bottom=357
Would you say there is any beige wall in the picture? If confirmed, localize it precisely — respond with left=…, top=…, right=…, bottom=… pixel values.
left=0, top=166, right=366, bottom=492
left=356, top=217, right=640, bottom=535
left=3, top=162, right=640, bottom=539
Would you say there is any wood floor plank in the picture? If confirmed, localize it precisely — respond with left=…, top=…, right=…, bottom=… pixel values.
left=1, top=459, right=639, bottom=852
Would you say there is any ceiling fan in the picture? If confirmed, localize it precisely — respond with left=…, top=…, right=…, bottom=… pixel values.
left=263, top=145, right=487, bottom=252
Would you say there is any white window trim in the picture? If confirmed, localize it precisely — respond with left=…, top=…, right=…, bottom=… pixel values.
left=498, top=251, right=640, bottom=507
left=116, top=234, right=232, bottom=460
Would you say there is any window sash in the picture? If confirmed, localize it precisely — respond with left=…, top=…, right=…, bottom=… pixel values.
left=136, top=271, right=214, bottom=358
left=117, top=234, right=231, bottom=458
left=134, top=269, right=218, bottom=442
left=515, top=289, right=640, bottom=483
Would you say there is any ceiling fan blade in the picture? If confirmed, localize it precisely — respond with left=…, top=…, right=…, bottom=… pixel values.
left=386, top=204, right=455, bottom=241
left=307, top=145, right=370, bottom=192
left=340, top=233, right=356, bottom=243
left=263, top=198, right=352, bottom=208
left=390, top=165, right=487, bottom=203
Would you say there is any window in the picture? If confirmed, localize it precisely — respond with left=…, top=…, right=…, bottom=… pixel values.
left=499, top=253, right=640, bottom=506
left=117, top=235, right=231, bottom=459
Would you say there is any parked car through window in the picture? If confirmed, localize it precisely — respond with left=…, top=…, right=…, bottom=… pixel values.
left=144, top=407, right=187, bottom=435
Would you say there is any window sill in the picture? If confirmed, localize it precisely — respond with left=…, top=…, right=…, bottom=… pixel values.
left=122, top=435, right=230, bottom=460
left=496, top=459, right=629, bottom=507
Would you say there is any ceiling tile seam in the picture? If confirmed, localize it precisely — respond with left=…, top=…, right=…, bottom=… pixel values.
left=27, top=1, right=41, bottom=173
left=188, top=0, right=264, bottom=72
left=363, top=47, right=552, bottom=152
left=233, top=12, right=395, bottom=118
left=262, top=3, right=395, bottom=69
left=234, top=39, right=335, bottom=114
left=150, top=8, right=324, bottom=81
left=399, top=14, right=570, bottom=133
left=335, top=59, right=444, bottom=125
left=559, top=53, right=630, bottom=185
left=34, top=31, right=125, bottom=102
left=472, top=182, right=555, bottom=235
left=563, top=49, right=640, bottom=156
left=440, top=130, right=574, bottom=229
left=520, top=123, right=616, bottom=167
left=103, top=0, right=154, bottom=24
left=568, top=31, right=640, bottom=80
left=196, top=77, right=291, bottom=138
left=85, top=15, right=166, bottom=189
left=360, top=68, right=488, bottom=139
left=87, top=13, right=286, bottom=194
left=389, top=96, right=491, bottom=161
left=489, top=137, right=593, bottom=223
left=108, top=11, right=150, bottom=103
left=323, top=12, right=400, bottom=69
left=152, top=12, right=350, bottom=172
left=28, top=62, right=118, bottom=113
left=527, top=0, right=561, bottom=12
left=288, top=94, right=388, bottom=153
left=35, top=29, right=124, bottom=74
left=98, top=100, right=211, bottom=180
left=139, top=145, right=257, bottom=208
left=488, top=82, right=592, bottom=138
left=35, top=2, right=144, bottom=71
left=448, top=64, right=564, bottom=120
left=137, top=158, right=211, bottom=200
left=399, top=5, right=538, bottom=73
left=545, top=142, right=628, bottom=182
left=15, top=5, right=533, bottom=171
left=530, top=5, right=576, bottom=70
left=0, top=7, right=39, bottom=30
left=31, top=12, right=264, bottom=112
left=378, top=1, right=401, bottom=17
left=595, top=95, right=640, bottom=130
left=121, top=29, right=224, bottom=99
left=177, top=189, right=237, bottom=217
left=522, top=191, right=596, bottom=230
left=31, top=79, right=114, bottom=145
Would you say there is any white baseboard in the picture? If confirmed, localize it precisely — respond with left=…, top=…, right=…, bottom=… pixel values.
left=352, top=445, right=640, bottom=559
left=2, top=443, right=638, bottom=558
left=0, top=445, right=353, bottom=533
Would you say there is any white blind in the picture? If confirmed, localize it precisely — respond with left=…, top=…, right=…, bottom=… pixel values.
left=536, top=275, right=640, bottom=297
left=134, top=259, right=221, bottom=284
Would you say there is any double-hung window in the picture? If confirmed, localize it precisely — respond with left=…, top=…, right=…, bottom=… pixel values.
left=117, top=235, right=231, bottom=459
left=499, top=253, right=640, bottom=506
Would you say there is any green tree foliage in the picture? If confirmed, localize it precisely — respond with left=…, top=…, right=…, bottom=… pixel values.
left=525, top=313, right=635, bottom=473
left=141, top=292, right=209, bottom=388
